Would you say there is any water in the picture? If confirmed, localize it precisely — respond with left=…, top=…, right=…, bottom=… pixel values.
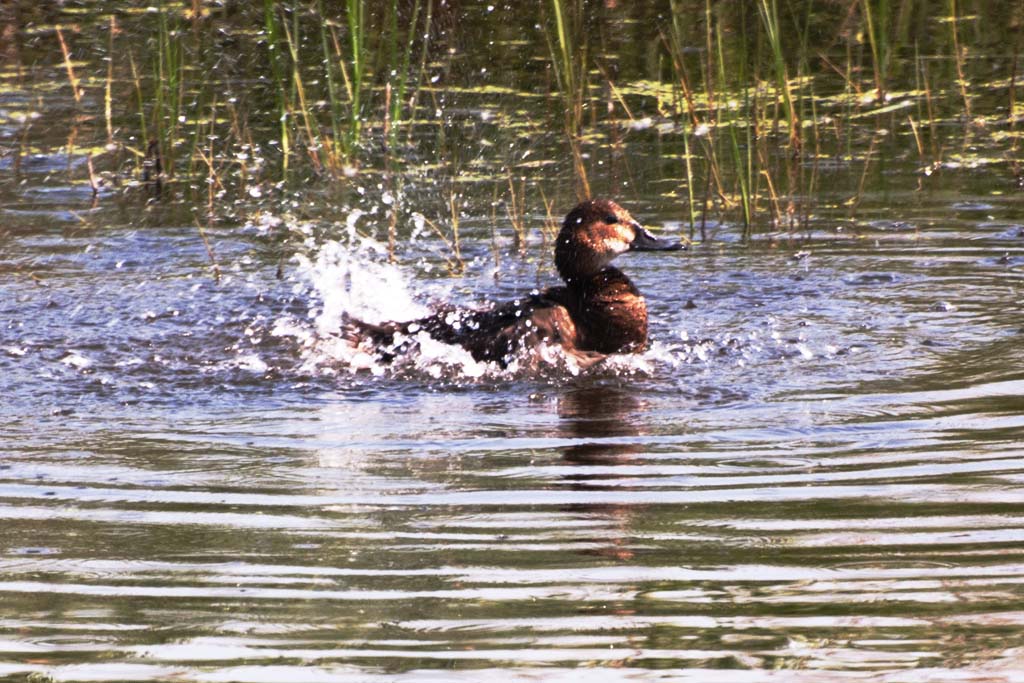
left=4, top=2, right=1024, bottom=681
left=3, top=187, right=1023, bottom=681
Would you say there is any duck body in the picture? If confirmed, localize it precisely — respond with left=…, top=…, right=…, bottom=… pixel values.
left=346, top=199, right=681, bottom=368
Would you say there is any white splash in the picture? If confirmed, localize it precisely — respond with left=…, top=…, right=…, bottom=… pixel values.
left=274, top=225, right=507, bottom=379
left=231, top=353, right=269, bottom=374
left=268, top=217, right=719, bottom=382
left=60, top=350, right=92, bottom=370
left=294, top=236, right=428, bottom=335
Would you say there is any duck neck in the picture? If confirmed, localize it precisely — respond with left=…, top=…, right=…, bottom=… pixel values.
left=565, top=267, right=648, bottom=354
left=573, top=266, right=638, bottom=296
left=556, top=241, right=609, bottom=287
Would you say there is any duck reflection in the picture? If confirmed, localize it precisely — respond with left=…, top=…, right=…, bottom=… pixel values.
left=557, top=384, right=647, bottom=562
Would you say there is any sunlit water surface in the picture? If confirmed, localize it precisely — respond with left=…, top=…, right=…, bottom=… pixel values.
left=3, top=168, right=1024, bottom=682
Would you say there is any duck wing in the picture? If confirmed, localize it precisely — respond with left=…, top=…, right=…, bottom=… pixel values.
left=344, top=287, right=582, bottom=367
left=417, top=288, right=581, bottom=366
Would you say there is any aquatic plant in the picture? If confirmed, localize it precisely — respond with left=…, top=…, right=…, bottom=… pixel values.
left=7, top=0, right=1019, bottom=267
left=544, top=0, right=591, bottom=199
left=861, top=0, right=891, bottom=102
left=152, top=0, right=185, bottom=180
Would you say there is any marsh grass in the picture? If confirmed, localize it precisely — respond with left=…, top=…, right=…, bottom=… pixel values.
left=947, top=0, right=973, bottom=121
left=545, top=0, right=591, bottom=199
left=345, top=0, right=366, bottom=152
left=509, top=175, right=529, bottom=254
left=649, top=0, right=1009, bottom=241
left=55, top=26, right=82, bottom=104
left=152, top=0, right=184, bottom=180
left=861, top=0, right=890, bottom=102
left=195, top=217, right=222, bottom=283
left=25, top=0, right=1019, bottom=267
left=104, top=16, right=115, bottom=147
left=417, top=186, right=466, bottom=276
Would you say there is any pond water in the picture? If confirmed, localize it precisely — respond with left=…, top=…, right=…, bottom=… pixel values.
left=2, top=2, right=1024, bottom=682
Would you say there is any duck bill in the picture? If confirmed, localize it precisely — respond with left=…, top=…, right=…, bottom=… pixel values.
left=629, top=225, right=685, bottom=252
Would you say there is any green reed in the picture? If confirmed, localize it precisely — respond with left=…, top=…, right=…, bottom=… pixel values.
left=666, top=0, right=713, bottom=240
left=263, top=1, right=292, bottom=174
left=128, top=52, right=148, bottom=154
left=861, top=0, right=891, bottom=101
left=317, top=2, right=345, bottom=163
left=660, top=0, right=938, bottom=238
left=385, top=0, right=422, bottom=137
left=104, top=17, right=116, bottom=147
left=406, top=0, right=435, bottom=145
left=48, top=0, right=1010, bottom=259
left=665, top=0, right=697, bottom=240
left=153, top=0, right=184, bottom=179
left=259, top=0, right=428, bottom=175
left=545, top=0, right=591, bottom=199
left=947, top=0, right=972, bottom=121
left=758, top=0, right=800, bottom=150
left=717, top=15, right=753, bottom=236
left=345, top=0, right=366, bottom=154
left=282, top=11, right=329, bottom=174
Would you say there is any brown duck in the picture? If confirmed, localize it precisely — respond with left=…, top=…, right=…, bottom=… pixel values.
left=346, top=199, right=683, bottom=367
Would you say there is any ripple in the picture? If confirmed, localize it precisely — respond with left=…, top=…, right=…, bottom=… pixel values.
left=715, top=457, right=816, bottom=471
left=952, top=201, right=996, bottom=211
left=3, top=105, right=1024, bottom=683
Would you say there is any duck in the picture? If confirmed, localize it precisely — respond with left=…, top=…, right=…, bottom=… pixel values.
left=345, top=199, right=683, bottom=368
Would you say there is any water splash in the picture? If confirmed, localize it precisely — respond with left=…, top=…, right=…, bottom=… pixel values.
left=274, top=227, right=503, bottom=378
left=267, top=219, right=840, bottom=385
left=269, top=227, right=633, bottom=381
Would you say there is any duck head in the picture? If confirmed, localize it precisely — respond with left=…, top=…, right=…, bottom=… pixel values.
left=555, top=199, right=682, bottom=283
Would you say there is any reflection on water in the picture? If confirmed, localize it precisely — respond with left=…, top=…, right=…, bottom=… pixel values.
left=559, top=387, right=647, bottom=562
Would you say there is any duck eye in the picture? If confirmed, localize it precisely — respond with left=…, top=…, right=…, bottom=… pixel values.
left=603, top=214, right=618, bottom=224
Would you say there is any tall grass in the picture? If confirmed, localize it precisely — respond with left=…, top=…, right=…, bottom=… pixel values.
left=716, top=14, right=753, bottom=235
left=55, top=26, right=82, bottom=104
left=656, top=0, right=978, bottom=240
left=545, top=0, right=591, bottom=199
left=861, top=0, right=891, bottom=101
left=153, top=0, right=184, bottom=179
left=947, top=0, right=972, bottom=121
left=346, top=0, right=366, bottom=149
left=260, top=0, right=432, bottom=177
left=757, top=0, right=800, bottom=150
left=35, top=0, right=1009, bottom=264
left=263, top=0, right=292, bottom=173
